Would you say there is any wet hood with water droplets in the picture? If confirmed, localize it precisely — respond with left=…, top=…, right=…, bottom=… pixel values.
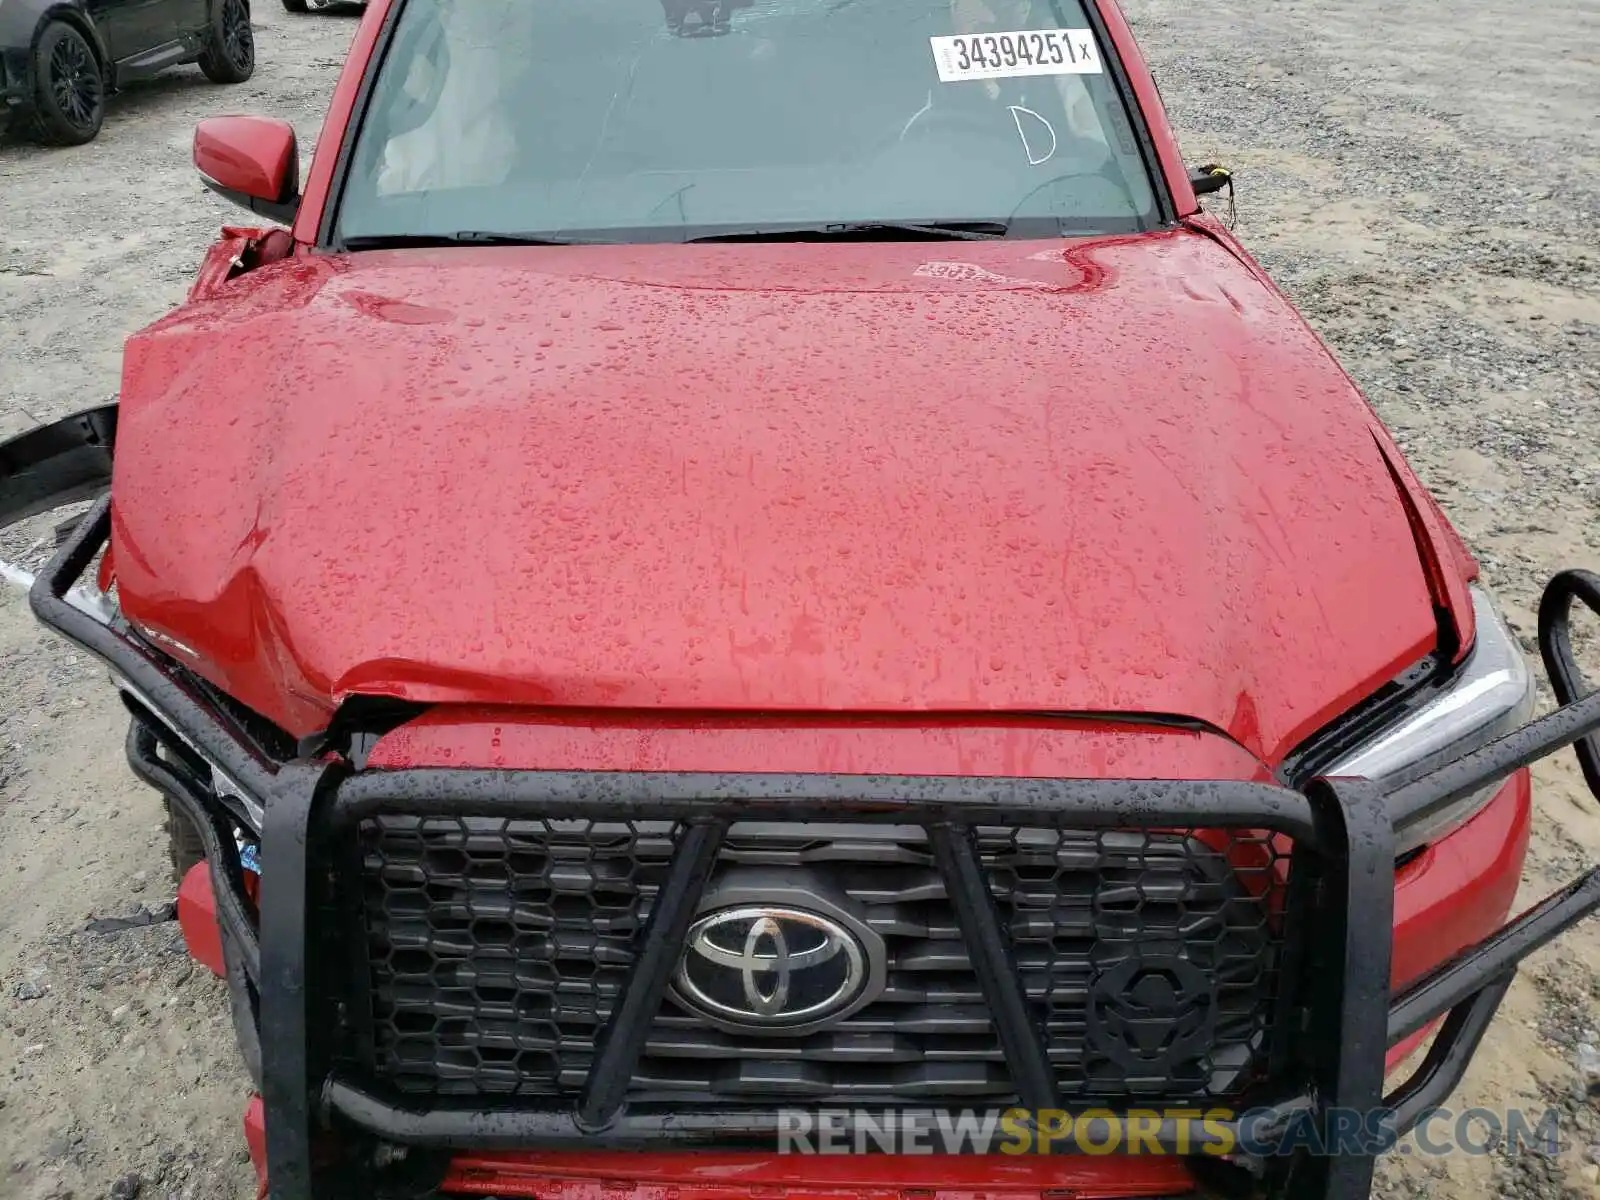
left=110, top=229, right=1437, bottom=763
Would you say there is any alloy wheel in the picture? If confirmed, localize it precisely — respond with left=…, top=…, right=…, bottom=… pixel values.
left=221, top=0, right=255, bottom=73
left=48, top=34, right=100, bottom=133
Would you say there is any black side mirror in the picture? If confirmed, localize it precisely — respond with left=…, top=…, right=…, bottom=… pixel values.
left=1189, top=164, right=1234, bottom=196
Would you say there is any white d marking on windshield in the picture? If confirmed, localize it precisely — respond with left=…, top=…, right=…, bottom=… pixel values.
left=1008, top=105, right=1057, bottom=164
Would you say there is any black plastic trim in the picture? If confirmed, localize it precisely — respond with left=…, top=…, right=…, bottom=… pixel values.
left=329, top=768, right=1326, bottom=846
left=1284, top=779, right=1393, bottom=1200
left=926, top=822, right=1060, bottom=1111
left=324, top=1078, right=1314, bottom=1154
left=1539, top=569, right=1600, bottom=796
left=1385, top=976, right=1512, bottom=1138
left=1277, top=651, right=1450, bottom=788
left=126, top=716, right=260, bottom=981
left=0, top=404, right=115, bottom=527
left=260, top=762, right=345, bottom=1200
left=126, top=716, right=265, bottom=1088
left=200, top=175, right=300, bottom=228
left=576, top=818, right=729, bottom=1131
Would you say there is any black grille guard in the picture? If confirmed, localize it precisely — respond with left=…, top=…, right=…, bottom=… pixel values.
left=25, top=495, right=1600, bottom=1200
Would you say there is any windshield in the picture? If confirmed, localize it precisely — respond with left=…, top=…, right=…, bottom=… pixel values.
left=334, top=0, right=1160, bottom=245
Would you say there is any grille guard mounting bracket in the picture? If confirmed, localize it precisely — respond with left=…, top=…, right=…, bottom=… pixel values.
left=24, top=497, right=1600, bottom=1200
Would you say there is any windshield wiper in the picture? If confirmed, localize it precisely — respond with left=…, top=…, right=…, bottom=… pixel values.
left=342, top=222, right=1010, bottom=250
left=340, top=231, right=604, bottom=250
left=688, top=221, right=1008, bottom=243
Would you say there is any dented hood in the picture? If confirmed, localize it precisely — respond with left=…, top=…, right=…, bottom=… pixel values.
left=109, top=230, right=1437, bottom=762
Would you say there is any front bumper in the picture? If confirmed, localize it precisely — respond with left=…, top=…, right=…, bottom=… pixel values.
left=24, top=495, right=1600, bottom=1200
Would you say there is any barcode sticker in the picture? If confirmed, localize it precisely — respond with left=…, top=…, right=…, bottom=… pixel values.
left=930, top=29, right=1103, bottom=82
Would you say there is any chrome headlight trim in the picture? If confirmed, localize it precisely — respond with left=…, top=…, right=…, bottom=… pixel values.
left=1328, top=586, right=1535, bottom=855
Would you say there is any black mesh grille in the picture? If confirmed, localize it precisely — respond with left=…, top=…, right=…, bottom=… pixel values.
left=358, top=816, right=681, bottom=1096
left=357, top=817, right=1290, bottom=1104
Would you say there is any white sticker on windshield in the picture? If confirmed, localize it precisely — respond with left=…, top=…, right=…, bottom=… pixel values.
left=930, top=30, right=1103, bottom=82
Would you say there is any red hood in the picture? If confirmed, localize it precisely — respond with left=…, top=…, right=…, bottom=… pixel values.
left=111, top=229, right=1436, bottom=763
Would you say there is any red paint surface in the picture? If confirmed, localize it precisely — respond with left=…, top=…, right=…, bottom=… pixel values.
left=176, top=862, right=226, bottom=980
left=1182, top=212, right=1478, bottom=656
left=190, top=226, right=300, bottom=301
left=1382, top=771, right=1530, bottom=1071
left=1368, top=430, right=1478, bottom=660
left=112, top=231, right=1435, bottom=756
left=1391, top=769, right=1531, bottom=993
left=243, top=1096, right=268, bottom=1200
left=193, top=117, right=297, bottom=205
left=440, top=1151, right=1196, bottom=1199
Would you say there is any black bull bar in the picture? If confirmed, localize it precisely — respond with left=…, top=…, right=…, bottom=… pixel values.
left=4, top=427, right=1600, bottom=1200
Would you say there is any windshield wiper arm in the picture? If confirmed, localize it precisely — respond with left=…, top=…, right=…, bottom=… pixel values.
left=341, top=231, right=604, bottom=250
left=689, top=221, right=1008, bottom=243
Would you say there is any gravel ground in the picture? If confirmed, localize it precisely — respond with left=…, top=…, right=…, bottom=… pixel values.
left=0, top=1, right=1596, bottom=1198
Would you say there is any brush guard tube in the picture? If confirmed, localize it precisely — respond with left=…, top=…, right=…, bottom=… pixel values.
left=21, top=496, right=1600, bottom=1200
left=126, top=716, right=266, bottom=1089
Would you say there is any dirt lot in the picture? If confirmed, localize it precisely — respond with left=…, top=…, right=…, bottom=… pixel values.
left=0, top=1, right=1596, bottom=1197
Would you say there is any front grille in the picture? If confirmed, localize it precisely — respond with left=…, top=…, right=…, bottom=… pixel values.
left=356, top=817, right=1290, bottom=1105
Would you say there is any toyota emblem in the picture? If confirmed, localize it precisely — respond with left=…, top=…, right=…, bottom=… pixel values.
left=671, top=906, right=872, bottom=1031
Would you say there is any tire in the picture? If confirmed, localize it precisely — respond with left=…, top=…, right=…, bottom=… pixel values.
left=198, top=0, right=255, bottom=85
left=165, top=798, right=207, bottom=886
left=24, top=21, right=104, bottom=146
left=281, top=0, right=309, bottom=11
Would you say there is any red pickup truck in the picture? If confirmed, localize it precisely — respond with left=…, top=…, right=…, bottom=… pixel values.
left=1, top=0, right=1597, bottom=1196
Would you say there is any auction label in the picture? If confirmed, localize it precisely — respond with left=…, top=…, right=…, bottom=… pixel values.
left=930, top=30, right=1103, bottom=82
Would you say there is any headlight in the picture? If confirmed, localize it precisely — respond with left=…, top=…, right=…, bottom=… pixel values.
left=1327, top=585, right=1535, bottom=855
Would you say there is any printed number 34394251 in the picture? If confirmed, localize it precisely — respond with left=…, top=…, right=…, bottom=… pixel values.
left=930, top=29, right=1103, bottom=82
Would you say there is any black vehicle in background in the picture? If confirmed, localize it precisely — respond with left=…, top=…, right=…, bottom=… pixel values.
left=280, top=0, right=364, bottom=12
left=0, top=0, right=254, bottom=145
